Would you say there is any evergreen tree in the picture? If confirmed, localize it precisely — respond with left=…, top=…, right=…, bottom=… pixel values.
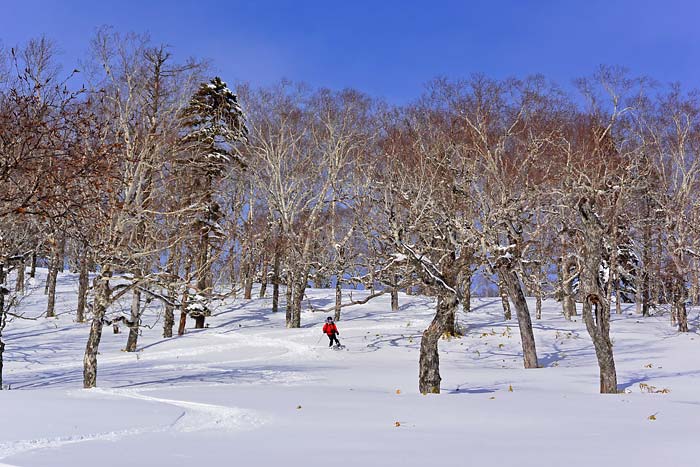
left=179, top=77, right=247, bottom=329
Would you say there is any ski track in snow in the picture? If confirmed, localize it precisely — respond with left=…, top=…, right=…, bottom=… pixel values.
left=0, top=388, right=267, bottom=460
left=6, top=328, right=320, bottom=385
left=0, top=425, right=155, bottom=460
left=92, top=388, right=268, bottom=433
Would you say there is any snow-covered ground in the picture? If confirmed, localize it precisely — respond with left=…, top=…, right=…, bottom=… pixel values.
left=1, top=270, right=698, bottom=467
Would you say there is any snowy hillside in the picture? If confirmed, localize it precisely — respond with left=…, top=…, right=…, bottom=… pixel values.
left=1, top=270, right=698, bottom=467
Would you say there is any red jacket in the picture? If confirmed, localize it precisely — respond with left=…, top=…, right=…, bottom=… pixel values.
left=323, top=323, right=338, bottom=335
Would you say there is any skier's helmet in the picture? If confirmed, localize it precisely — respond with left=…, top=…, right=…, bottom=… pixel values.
left=326, top=316, right=333, bottom=323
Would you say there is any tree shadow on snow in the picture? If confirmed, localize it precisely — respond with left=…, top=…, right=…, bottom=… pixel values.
left=618, top=369, right=700, bottom=392
left=445, top=384, right=497, bottom=395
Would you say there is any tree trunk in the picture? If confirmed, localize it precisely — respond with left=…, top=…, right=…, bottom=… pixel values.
left=76, top=251, right=89, bottom=323
left=673, top=277, right=689, bottom=333
left=561, top=256, right=577, bottom=320
left=579, top=199, right=618, bottom=394
left=29, top=251, right=37, bottom=278
left=334, top=281, right=342, bottom=322
left=0, top=336, right=4, bottom=389
left=177, top=285, right=190, bottom=336
left=390, top=274, right=399, bottom=311
left=498, top=265, right=539, bottom=369
left=194, top=315, right=205, bottom=329
left=691, top=264, right=699, bottom=307
left=497, top=272, right=512, bottom=320
left=534, top=265, right=543, bottom=320
left=228, top=243, right=238, bottom=298
left=418, top=292, right=458, bottom=394
left=640, top=201, right=652, bottom=316
left=289, top=274, right=306, bottom=328
left=0, top=263, right=5, bottom=389
left=0, top=261, right=5, bottom=301
left=285, top=272, right=294, bottom=326
left=391, top=287, right=399, bottom=312
left=44, top=254, right=53, bottom=295
left=259, top=258, right=268, bottom=298
left=195, top=226, right=210, bottom=328
left=163, top=249, right=180, bottom=338
left=272, top=253, right=280, bottom=313
left=462, top=271, right=471, bottom=314
left=15, top=258, right=25, bottom=294
left=83, top=269, right=111, bottom=388
left=164, top=299, right=175, bottom=338
left=440, top=295, right=459, bottom=337
left=582, top=294, right=618, bottom=393
left=197, top=230, right=209, bottom=294
left=641, top=269, right=651, bottom=317
left=45, top=250, right=60, bottom=318
left=125, top=289, right=141, bottom=352
left=243, top=258, right=254, bottom=299
left=57, top=244, right=65, bottom=273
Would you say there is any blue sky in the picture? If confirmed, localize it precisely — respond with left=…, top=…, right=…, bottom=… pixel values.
left=4, top=0, right=700, bottom=102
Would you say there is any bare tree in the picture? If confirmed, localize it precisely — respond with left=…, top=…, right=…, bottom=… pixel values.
left=81, top=29, right=206, bottom=387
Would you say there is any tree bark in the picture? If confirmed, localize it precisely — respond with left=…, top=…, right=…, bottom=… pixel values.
left=272, top=252, right=281, bottom=313
left=285, top=271, right=293, bottom=325
left=419, top=291, right=458, bottom=394
left=533, top=264, right=543, bottom=320
left=164, top=299, right=175, bottom=338
left=15, top=258, right=25, bottom=294
left=194, top=315, right=205, bottom=329
left=243, top=258, right=254, bottom=299
left=561, top=256, right=577, bottom=320
left=462, top=271, right=471, bottom=314
left=45, top=250, right=60, bottom=318
left=177, top=284, right=190, bottom=336
left=673, top=277, right=689, bottom=332
left=29, top=251, right=37, bottom=279
left=334, top=281, right=342, bottom=321
left=640, top=197, right=652, bottom=316
left=83, top=268, right=111, bottom=388
left=441, top=295, right=459, bottom=337
left=195, top=223, right=210, bottom=327
left=163, top=248, right=180, bottom=338
left=228, top=244, right=238, bottom=298
left=691, top=264, right=699, bottom=307
left=125, top=289, right=141, bottom=352
left=76, top=251, right=89, bottom=323
left=289, top=273, right=306, bottom=328
left=578, top=199, right=618, bottom=393
left=498, top=265, right=539, bottom=369
left=582, top=294, right=618, bottom=393
left=0, top=262, right=5, bottom=389
left=0, top=336, right=4, bottom=390
left=44, top=254, right=53, bottom=295
left=497, top=272, right=512, bottom=320
left=259, top=257, right=268, bottom=298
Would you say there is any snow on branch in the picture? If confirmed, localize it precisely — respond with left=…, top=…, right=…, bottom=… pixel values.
left=399, top=242, right=459, bottom=297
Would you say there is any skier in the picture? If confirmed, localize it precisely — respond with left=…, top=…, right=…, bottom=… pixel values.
left=322, top=316, right=341, bottom=348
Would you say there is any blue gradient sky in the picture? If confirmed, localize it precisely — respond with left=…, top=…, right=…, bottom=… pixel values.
left=4, top=0, right=700, bottom=101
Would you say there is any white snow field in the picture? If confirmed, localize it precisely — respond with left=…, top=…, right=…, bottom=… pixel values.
left=1, top=270, right=699, bottom=467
